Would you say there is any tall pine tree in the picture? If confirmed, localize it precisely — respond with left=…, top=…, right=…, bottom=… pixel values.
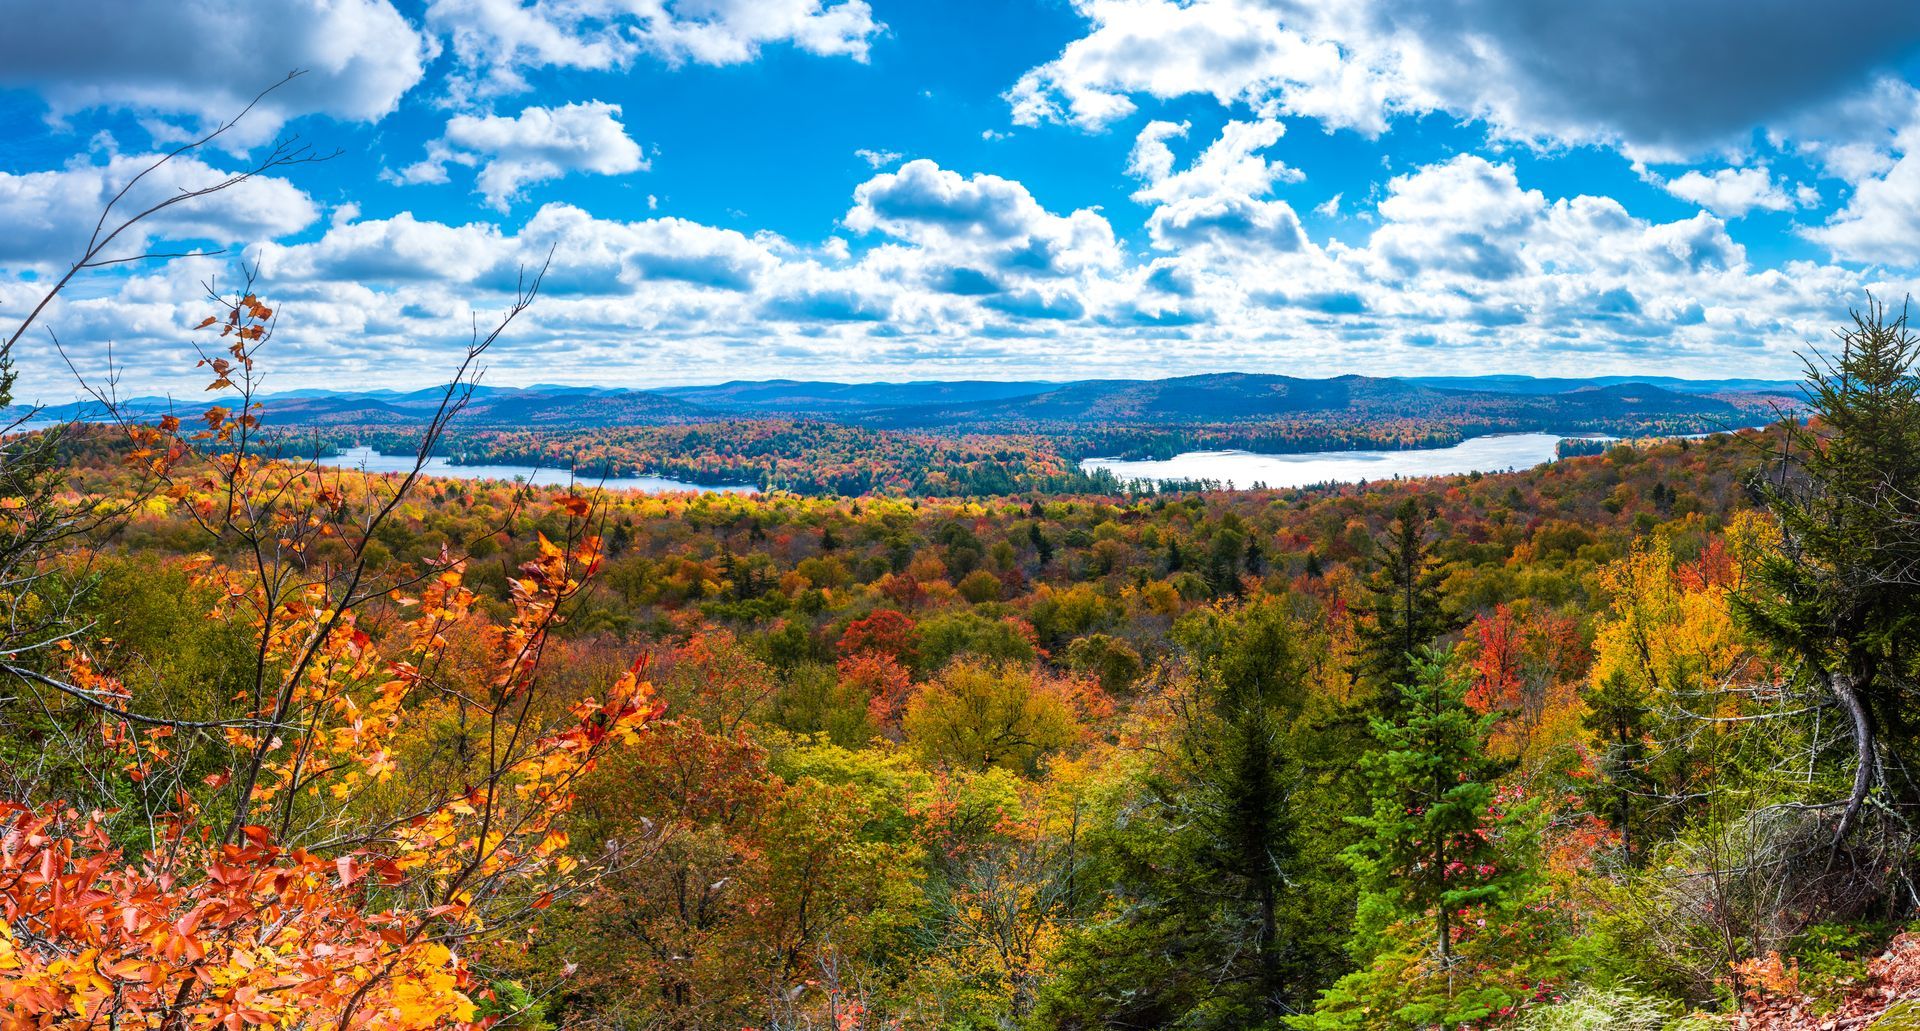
left=1036, top=599, right=1350, bottom=1029
left=1581, top=670, right=1654, bottom=864
left=1736, top=298, right=1920, bottom=843
left=1348, top=651, right=1527, bottom=971
left=1355, top=498, right=1459, bottom=713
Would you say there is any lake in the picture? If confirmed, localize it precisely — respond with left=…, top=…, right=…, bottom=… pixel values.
left=314, top=446, right=759, bottom=495
left=1079, top=432, right=1597, bottom=489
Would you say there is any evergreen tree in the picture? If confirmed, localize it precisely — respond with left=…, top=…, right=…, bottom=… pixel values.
left=1580, top=670, right=1653, bottom=864
left=1348, top=651, right=1527, bottom=970
left=1036, top=600, right=1347, bottom=1028
left=1737, top=299, right=1920, bottom=842
left=1191, top=600, right=1309, bottom=1012
left=1207, top=528, right=1247, bottom=597
left=1355, top=498, right=1459, bottom=713
left=1650, top=481, right=1676, bottom=515
left=1028, top=521, right=1054, bottom=567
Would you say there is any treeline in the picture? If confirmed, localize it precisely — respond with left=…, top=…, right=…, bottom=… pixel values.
left=273, top=419, right=1130, bottom=497
left=261, top=407, right=1780, bottom=500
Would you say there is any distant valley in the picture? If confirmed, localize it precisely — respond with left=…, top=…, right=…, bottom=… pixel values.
left=15, top=373, right=1802, bottom=497
left=18, top=372, right=1800, bottom=434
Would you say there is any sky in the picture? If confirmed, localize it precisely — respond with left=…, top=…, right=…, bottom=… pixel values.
left=6, top=0, right=1920, bottom=399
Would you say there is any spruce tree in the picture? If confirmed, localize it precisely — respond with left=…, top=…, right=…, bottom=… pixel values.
left=1027, top=521, right=1053, bottom=567
left=1581, top=670, right=1653, bottom=863
left=1348, top=651, right=1526, bottom=970
left=1036, top=600, right=1344, bottom=1028
left=1195, top=601, right=1308, bottom=1015
left=1355, top=498, right=1459, bottom=712
left=1736, top=299, right=1920, bottom=841
left=1207, top=528, right=1246, bottom=597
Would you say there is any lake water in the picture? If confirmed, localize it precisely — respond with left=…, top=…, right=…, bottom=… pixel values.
left=1080, top=432, right=1594, bottom=489
left=314, top=447, right=759, bottom=495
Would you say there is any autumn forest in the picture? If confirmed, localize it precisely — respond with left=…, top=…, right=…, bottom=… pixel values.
left=8, top=75, right=1920, bottom=1031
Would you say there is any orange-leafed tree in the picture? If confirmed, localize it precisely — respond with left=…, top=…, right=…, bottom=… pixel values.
left=0, top=83, right=658, bottom=1028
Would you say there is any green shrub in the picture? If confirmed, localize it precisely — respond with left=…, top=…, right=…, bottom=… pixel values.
left=1516, top=985, right=1678, bottom=1031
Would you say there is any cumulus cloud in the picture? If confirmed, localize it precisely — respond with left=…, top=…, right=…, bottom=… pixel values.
left=391, top=102, right=647, bottom=210
left=1126, top=118, right=1307, bottom=252
left=252, top=202, right=785, bottom=297
left=0, top=148, right=1876, bottom=397
left=1772, top=78, right=1920, bottom=184
left=845, top=159, right=1120, bottom=278
left=0, top=0, right=430, bottom=146
left=1807, top=148, right=1920, bottom=265
left=1012, top=0, right=1920, bottom=158
left=1654, top=166, right=1800, bottom=218
left=517, top=204, right=780, bottom=291
left=1128, top=119, right=1300, bottom=205
left=1363, top=155, right=1543, bottom=280
left=252, top=212, right=509, bottom=285
left=1794, top=104, right=1920, bottom=266
left=0, top=154, right=319, bottom=266
left=1009, top=0, right=1391, bottom=133
left=427, top=0, right=883, bottom=97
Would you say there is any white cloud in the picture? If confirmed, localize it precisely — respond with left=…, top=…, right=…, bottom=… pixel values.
left=251, top=212, right=509, bottom=285
left=1129, top=118, right=1300, bottom=205
left=1364, top=155, right=1545, bottom=281
left=1125, top=120, right=1190, bottom=183
left=1010, top=0, right=1920, bottom=159
left=1793, top=100, right=1920, bottom=266
left=1655, top=166, right=1798, bottom=218
left=517, top=203, right=781, bottom=291
left=1769, top=78, right=1920, bottom=184
left=845, top=159, right=1121, bottom=278
left=0, top=149, right=1878, bottom=398
left=0, top=0, right=431, bottom=146
left=855, top=148, right=903, bottom=169
left=0, top=154, right=319, bottom=266
left=1008, top=0, right=1392, bottom=133
left=1807, top=147, right=1920, bottom=265
left=1127, top=119, right=1306, bottom=253
left=392, top=102, right=648, bottom=210
left=427, top=0, right=883, bottom=97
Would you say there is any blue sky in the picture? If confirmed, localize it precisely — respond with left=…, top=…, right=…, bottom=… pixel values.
left=6, top=0, right=1920, bottom=398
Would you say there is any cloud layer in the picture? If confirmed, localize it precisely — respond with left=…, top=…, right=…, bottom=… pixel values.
left=1009, top=0, right=1920, bottom=157
left=4, top=0, right=1920, bottom=398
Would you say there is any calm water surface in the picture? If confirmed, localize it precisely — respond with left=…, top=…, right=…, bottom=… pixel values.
left=315, top=446, right=759, bottom=495
left=1080, top=433, right=1596, bottom=489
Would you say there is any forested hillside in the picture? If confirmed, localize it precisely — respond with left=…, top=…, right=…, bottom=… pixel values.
left=17, top=374, right=1794, bottom=487
left=8, top=285, right=1920, bottom=1029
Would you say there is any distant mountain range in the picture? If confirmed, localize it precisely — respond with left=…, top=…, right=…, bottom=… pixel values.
left=13, top=373, right=1804, bottom=434
left=1405, top=374, right=1804, bottom=395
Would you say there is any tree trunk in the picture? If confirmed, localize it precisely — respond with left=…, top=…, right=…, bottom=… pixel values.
left=1259, top=877, right=1282, bottom=1017
left=1827, top=669, right=1878, bottom=845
